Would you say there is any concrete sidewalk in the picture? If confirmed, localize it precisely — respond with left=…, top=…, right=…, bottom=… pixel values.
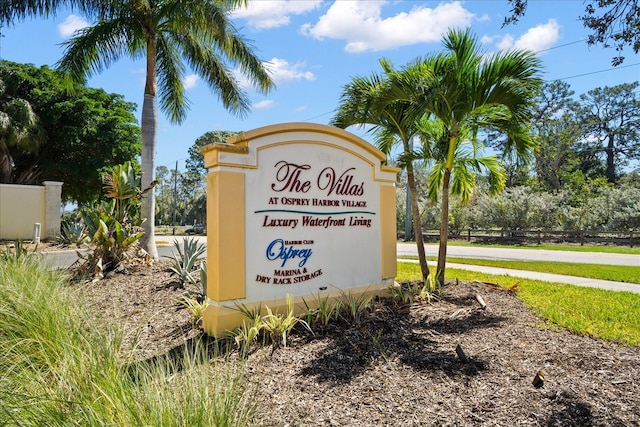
left=398, top=259, right=640, bottom=294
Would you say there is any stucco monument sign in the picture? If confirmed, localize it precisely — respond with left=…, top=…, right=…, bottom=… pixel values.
left=200, top=123, right=399, bottom=336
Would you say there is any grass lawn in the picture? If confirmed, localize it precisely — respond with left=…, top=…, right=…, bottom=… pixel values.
left=397, top=262, right=640, bottom=346
left=399, top=256, right=640, bottom=284
left=415, top=240, right=640, bottom=255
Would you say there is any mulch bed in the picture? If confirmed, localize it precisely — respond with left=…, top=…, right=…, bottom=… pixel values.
left=73, top=260, right=639, bottom=426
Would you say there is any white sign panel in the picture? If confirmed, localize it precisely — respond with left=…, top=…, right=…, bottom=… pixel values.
left=245, top=142, right=381, bottom=301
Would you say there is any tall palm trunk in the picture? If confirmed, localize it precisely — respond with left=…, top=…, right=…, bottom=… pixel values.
left=436, top=167, right=451, bottom=286
left=139, top=37, right=158, bottom=259
left=406, top=161, right=430, bottom=282
left=140, top=93, right=158, bottom=259
left=436, top=135, right=457, bottom=286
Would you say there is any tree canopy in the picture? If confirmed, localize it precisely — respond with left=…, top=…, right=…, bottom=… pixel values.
left=578, top=82, right=640, bottom=182
left=0, top=69, right=44, bottom=183
left=0, top=60, right=141, bottom=203
left=331, top=58, right=433, bottom=282
left=333, top=29, right=542, bottom=285
left=186, top=130, right=238, bottom=176
left=411, top=28, right=542, bottom=285
left=530, top=82, right=582, bottom=190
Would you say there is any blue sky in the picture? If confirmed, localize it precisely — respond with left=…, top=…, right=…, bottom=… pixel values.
left=1, top=0, right=638, bottom=171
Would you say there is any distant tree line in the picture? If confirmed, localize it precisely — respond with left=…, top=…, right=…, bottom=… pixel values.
left=395, top=80, right=640, bottom=234
left=177, top=78, right=640, bottom=241
left=3, top=60, right=637, bottom=239
left=154, top=131, right=237, bottom=227
left=398, top=172, right=640, bottom=234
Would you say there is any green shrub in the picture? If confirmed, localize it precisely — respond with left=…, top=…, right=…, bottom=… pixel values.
left=178, top=295, right=209, bottom=328
left=231, top=294, right=312, bottom=351
left=338, top=291, right=373, bottom=323
left=75, top=162, right=154, bottom=280
left=262, top=294, right=312, bottom=348
left=387, top=277, right=436, bottom=305
left=233, top=316, right=265, bottom=358
left=0, top=239, right=34, bottom=264
left=302, top=293, right=341, bottom=328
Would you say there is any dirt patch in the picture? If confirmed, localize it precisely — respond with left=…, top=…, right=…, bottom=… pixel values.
left=72, top=260, right=639, bottom=426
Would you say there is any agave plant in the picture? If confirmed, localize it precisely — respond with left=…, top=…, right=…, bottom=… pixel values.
left=57, top=219, right=89, bottom=247
left=167, top=237, right=206, bottom=287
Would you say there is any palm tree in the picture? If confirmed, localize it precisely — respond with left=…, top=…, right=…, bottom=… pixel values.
left=331, top=58, right=432, bottom=282
left=412, top=29, right=542, bottom=285
left=2, top=1, right=274, bottom=259
left=418, top=120, right=506, bottom=261
left=0, top=75, right=44, bottom=183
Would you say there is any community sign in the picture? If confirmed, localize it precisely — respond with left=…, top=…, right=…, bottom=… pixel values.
left=200, top=123, right=399, bottom=336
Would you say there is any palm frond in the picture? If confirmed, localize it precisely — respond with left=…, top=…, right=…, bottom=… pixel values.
left=156, top=34, right=188, bottom=123
left=0, top=0, right=107, bottom=24
left=57, top=17, right=136, bottom=83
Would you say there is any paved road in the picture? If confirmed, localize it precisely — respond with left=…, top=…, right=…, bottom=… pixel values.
left=46, top=237, right=639, bottom=268
left=42, top=236, right=199, bottom=269
left=397, top=242, right=639, bottom=266
left=155, top=236, right=639, bottom=266
left=42, top=236, right=639, bottom=293
left=397, top=242, right=639, bottom=294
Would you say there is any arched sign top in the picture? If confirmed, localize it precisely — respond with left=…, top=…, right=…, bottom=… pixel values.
left=200, top=121, right=399, bottom=337
left=202, top=122, right=388, bottom=163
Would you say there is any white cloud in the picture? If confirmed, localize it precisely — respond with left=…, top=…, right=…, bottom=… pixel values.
left=58, top=14, right=90, bottom=38
left=233, top=72, right=250, bottom=90
left=514, top=19, right=560, bottom=52
left=480, top=35, right=495, bottom=45
left=234, top=57, right=315, bottom=90
left=497, top=34, right=515, bottom=51
left=476, top=13, right=491, bottom=23
left=183, top=74, right=199, bottom=89
left=232, top=0, right=322, bottom=30
left=265, top=58, right=316, bottom=85
left=253, top=100, right=275, bottom=109
left=301, top=1, right=475, bottom=53
left=495, top=19, right=560, bottom=53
